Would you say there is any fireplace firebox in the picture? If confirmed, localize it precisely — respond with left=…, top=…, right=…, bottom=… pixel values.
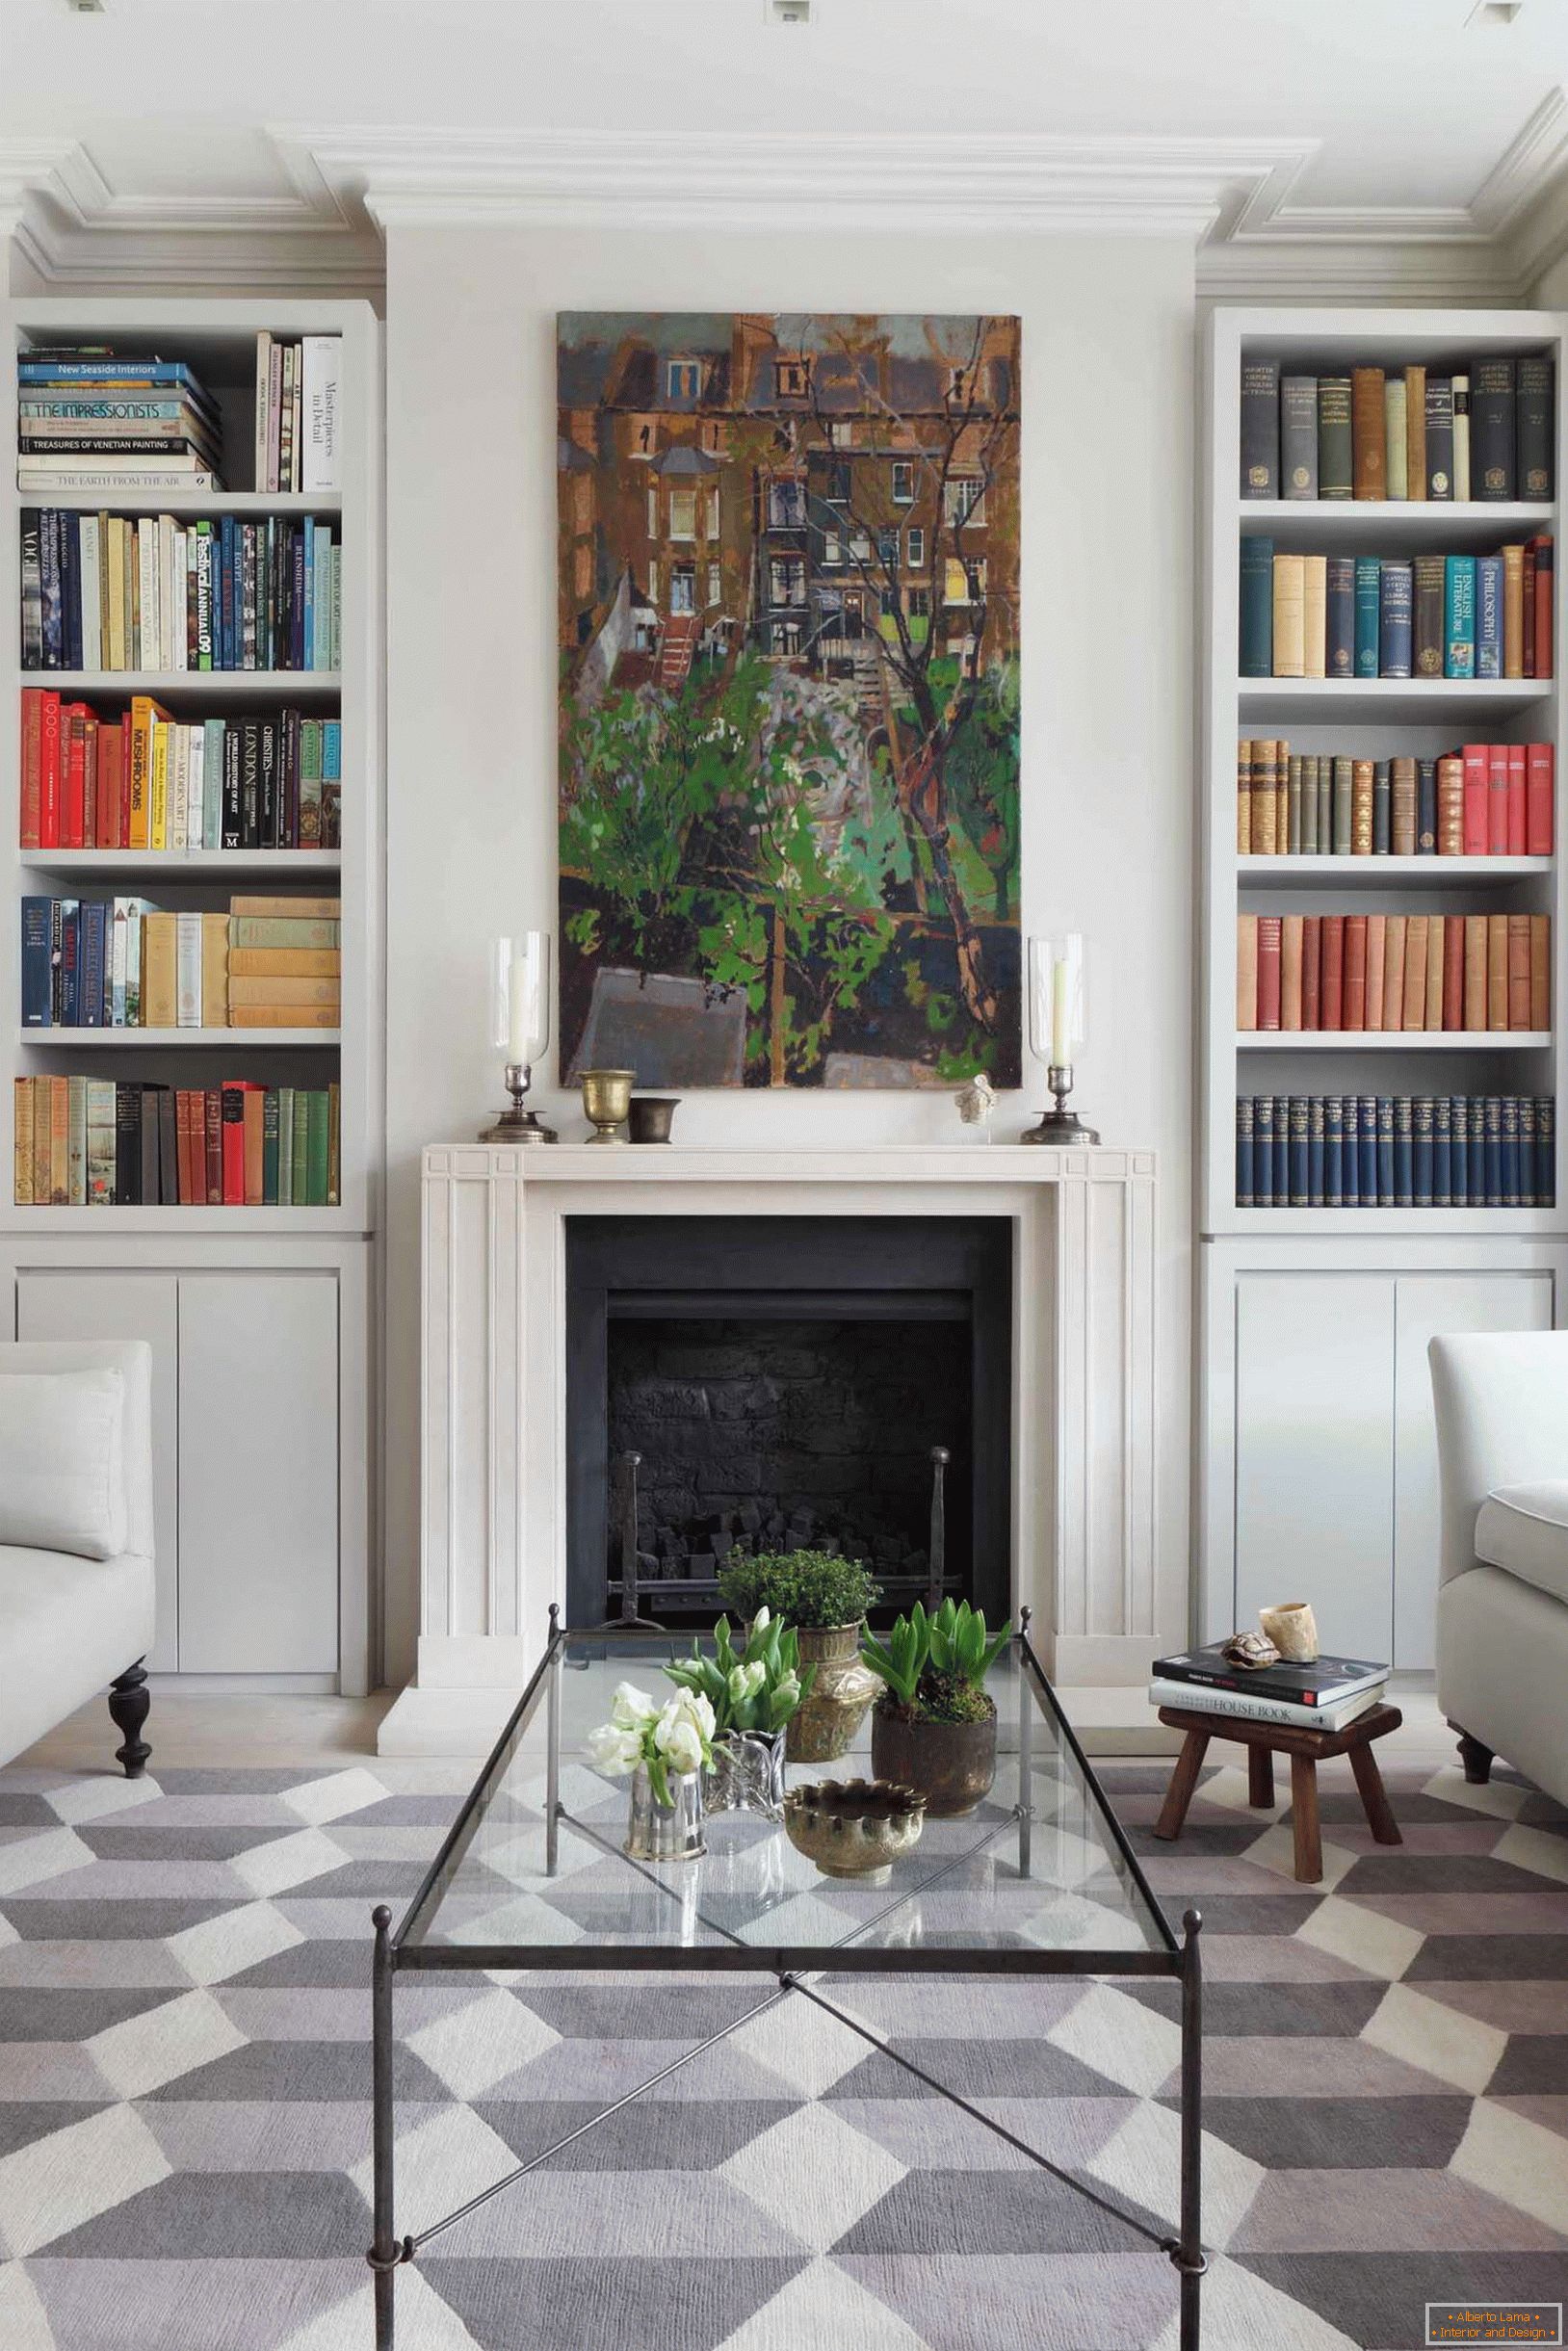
left=565, top=1215, right=1011, bottom=1627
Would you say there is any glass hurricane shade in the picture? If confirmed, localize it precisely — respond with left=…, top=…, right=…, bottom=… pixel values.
left=491, top=934, right=551, bottom=1065
left=1027, top=934, right=1086, bottom=1067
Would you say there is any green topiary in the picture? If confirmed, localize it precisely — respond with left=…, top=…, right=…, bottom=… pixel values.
left=715, top=1549, right=880, bottom=1632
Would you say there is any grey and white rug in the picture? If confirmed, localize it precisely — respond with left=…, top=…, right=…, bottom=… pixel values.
left=0, top=1754, right=1564, bottom=2350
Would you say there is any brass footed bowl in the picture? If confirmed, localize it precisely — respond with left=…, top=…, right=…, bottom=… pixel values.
left=783, top=1777, right=927, bottom=1885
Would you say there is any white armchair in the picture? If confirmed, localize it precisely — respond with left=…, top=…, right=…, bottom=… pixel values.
left=0, top=1340, right=156, bottom=1777
left=1428, top=1330, right=1568, bottom=1806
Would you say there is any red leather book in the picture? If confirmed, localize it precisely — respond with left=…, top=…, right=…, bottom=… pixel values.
left=1487, top=744, right=1510, bottom=855
left=1320, top=914, right=1346, bottom=1030
left=19, top=690, right=42, bottom=850
left=203, top=1089, right=222, bottom=1204
left=1506, top=745, right=1528, bottom=855
left=1534, top=536, right=1554, bottom=678
left=1365, top=915, right=1387, bottom=1031
left=1342, top=915, right=1368, bottom=1031
left=61, top=704, right=88, bottom=849
left=81, top=716, right=97, bottom=850
left=1528, top=742, right=1555, bottom=856
left=220, top=1082, right=248, bottom=1205
left=1508, top=912, right=1532, bottom=1030
left=1256, top=916, right=1282, bottom=1031
left=1300, top=915, right=1322, bottom=1030
left=1443, top=916, right=1465, bottom=1030
left=39, top=691, right=62, bottom=850
left=1461, top=742, right=1489, bottom=856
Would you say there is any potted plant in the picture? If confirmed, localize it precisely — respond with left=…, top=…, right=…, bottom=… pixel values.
left=588, top=1682, right=716, bottom=1860
left=717, top=1551, right=882, bottom=1763
left=861, top=1599, right=1011, bottom=1816
left=664, top=1608, right=813, bottom=1817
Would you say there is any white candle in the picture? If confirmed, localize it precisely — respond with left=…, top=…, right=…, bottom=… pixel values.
left=507, top=956, right=529, bottom=1061
left=1051, top=955, right=1070, bottom=1066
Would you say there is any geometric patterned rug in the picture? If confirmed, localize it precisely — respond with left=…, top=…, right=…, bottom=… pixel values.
left=0, top=1754, right=1564, bottom=2351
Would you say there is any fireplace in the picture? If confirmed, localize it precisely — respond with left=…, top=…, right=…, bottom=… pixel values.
left=565, top=1215, right=1011, bottom=1626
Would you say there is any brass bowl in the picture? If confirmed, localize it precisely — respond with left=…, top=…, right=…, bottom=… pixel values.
left=581, top=1068, right=636, bottom=1144
left=783, top=1777, right=927, bottom=1885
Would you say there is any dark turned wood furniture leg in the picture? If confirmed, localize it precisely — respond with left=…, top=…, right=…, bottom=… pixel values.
left=1289, top=1753, right=1322, bottom=1883
left=1348, top=1738, right=1401, bottom=1846
left=1247, top=1746, right=1274, bottom=1808
left=1153, top=1729, right=1211, bottom=1842
left=1453, top=1727, right=1495, bottom=1786
left=107, top=1660, right=150, bottom=1779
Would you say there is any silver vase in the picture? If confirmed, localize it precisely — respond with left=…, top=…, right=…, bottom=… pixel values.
left=624, top=1762, right=707, bottom=1861
left=707, top=1729, right=788, bottom=1819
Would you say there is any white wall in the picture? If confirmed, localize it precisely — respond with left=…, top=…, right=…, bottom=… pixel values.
left=381, top=222, right=1198, bottom=1685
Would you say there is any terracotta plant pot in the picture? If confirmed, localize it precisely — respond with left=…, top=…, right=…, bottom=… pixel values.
left=871, top=1699, right=998, bottom=1817
left=784, top=1623, right=881, bottom=1763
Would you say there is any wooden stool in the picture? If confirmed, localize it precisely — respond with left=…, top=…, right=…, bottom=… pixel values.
left=1152, top=1702, right=1403, bottom=1884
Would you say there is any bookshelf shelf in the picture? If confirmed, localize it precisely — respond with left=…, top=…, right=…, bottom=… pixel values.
left=17, top=1027, right=342, bottom=1049
left=18, top=849, right=341, bottom=876
left=16, top=491, right=342, bottom=517
left=1238, top=677, right=1551, bottom=724
left=1236, top=1029, right=1552, bottom=1052
left=16, top=671, right=342, bottom=700
left=1237, top=499, right=1555, bottom=537
left=1238, top=855, right=1552, bottom=884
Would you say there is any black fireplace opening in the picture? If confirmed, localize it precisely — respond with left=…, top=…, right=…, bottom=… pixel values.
left=565, top=1215, right=1012, bottom=1627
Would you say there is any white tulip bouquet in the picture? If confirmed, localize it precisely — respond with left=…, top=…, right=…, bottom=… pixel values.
left=588, top=1681, right=716, bottom=1810
left=663, top=1607, right=814, bottom=1737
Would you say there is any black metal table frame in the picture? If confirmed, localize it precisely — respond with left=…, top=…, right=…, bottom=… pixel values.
left=366, top=1608, right=1205, bottom=2348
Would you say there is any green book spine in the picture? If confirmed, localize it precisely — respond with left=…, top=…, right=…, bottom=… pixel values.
left=305, top=1089, right=329, bottom=1207
left=291, top=1091, right=310, bottom=1205
left=261, top=1087, right=280, bottom=1205
left=229, top=917, right=340, bottom=951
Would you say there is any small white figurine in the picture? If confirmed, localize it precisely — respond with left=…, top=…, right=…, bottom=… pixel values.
left=954, top=1072, right=996, bottom=1140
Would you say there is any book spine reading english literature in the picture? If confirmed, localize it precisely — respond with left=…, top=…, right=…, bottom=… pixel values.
left=1238, top=350, right=1554, bottom=503
left=13, top=1077, right=339, bottom=1208
left=1236, top=1095, right=1555, bottom=1210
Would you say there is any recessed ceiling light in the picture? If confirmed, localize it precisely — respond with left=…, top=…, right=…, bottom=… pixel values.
left=64, top=0, right=107, bottom=13
left=766, top=0, right=813, bottom=24
left=1467, top=2, right=1524, bottom=23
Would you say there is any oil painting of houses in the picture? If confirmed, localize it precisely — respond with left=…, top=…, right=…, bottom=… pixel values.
left=557, top=312, right=1021, bottom=1088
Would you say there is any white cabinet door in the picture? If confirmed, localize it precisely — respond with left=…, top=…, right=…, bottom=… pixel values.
left=1393, top=1270, right=1555, bottom=1670
left=1234, top=1272, right=1396, bottom=1662
left=176, top=1272, right=339, bottom=1674
left=15, top=1269, right=180, bottom=1674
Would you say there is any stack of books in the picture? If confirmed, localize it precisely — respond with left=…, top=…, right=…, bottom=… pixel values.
left=1151, top=1645, right=1390, bottom=1734
left=1240, top=740, right=1553, bottom=859
left=1237, top=909, right=1550, bottom=1033
left=1241, top=354, right=1554, bottom=503
left=230, top=895, right=340, bottom=1030
left=1238, top=1093, right=1555, bottom=1210
left=253, top=334, right=341, bottom=494
left=1241, top=539, right=1553, bottom=681
left=13, top=1077, right=339, bottom=1207
left=17, top=349, right=223, bottom=495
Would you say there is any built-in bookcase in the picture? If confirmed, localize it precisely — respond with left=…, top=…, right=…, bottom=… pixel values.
left=0, top=296, right=381, bottom=1231
left=1204, top=308, right=1568, bottom=1237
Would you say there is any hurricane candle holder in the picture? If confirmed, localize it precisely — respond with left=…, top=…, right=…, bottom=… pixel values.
left=1022, top=931, right=1098, bottom=1144
left=480, top=933, right=558, bottom=1144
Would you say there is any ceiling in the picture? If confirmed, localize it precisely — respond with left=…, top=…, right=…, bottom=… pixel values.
left=3, top=0, right=1568, bottom=293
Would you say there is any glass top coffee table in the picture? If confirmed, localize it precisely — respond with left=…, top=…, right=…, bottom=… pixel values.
left=366, top=1609, right=1205, bottom=2348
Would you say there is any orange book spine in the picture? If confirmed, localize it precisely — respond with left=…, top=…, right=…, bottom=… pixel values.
left=1280, top=915, right=1304, bottom=1031
left=1487, top=913, right=1510, bottom=1031
left=1442, top=915, right=1465, bottom=1031
left=1530, top=913, right=1552, bottom=1033
left=1342, top=915, right=1368, bottom=1032
left=1424, top=913, right=1445, bottom=1032
left=1320, top=914, right=1345, bottom=1030
left=1237, top=740, right=1252, bottom=854
left=1300, top=914, right=1321, bottom=1029
left=1351, top=760, right=1374, bottom=856
left=1237, top=915, right=1257, bottom=1030
left=1503, top=544, right=1526, bottom=678
left=1436, top=753, right=1465, bottom=856
left=1463, top=914, right=1489, bottom=1030
left=1351, top=367, right=1387, bottom=498
left=1256, top=918, right=1282, bottom=1031
left=1402, top=915, right=1429, bottom=1031
left=1508, top=912, right=1532, bottom=1030
left=1381, top=916, right=1407, bottom=1032
left=1364, top=914, right=1387, bottom=1032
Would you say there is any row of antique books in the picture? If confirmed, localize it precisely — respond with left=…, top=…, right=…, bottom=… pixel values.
left=21, top=896, right=341, bottom=1032
left=1240, top=541, right=1553, bottom=681
left=1236, top=1095, right=1555, bottom=1213
left=13, top=1078, right=339, bottom=1207
left=1153, top=1643, right=1391, bottom=1733
left=1240, top=353, right=1553, bottom=503
left=1237, top=910, right=1550, bottom=1034
left=19, top=691, right=340, bottom=852
left=18, top=350, right=222, bottom=492
left=20, top=508, right=340, bottom=674
left=1238, top=739, right=1554, bottom=859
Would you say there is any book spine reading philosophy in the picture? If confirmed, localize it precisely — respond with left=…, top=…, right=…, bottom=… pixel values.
left=1236, top=1095, right=1555, bottom=1210
left=13, top=1076, right=339, bottom=1207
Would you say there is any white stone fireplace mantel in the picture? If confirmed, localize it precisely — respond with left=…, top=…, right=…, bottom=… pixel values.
left=379, top=1141, right=1166, bottom=1754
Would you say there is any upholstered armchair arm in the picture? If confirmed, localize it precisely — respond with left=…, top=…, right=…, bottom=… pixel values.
left=1428, top=1331, right=1568, bottom=1588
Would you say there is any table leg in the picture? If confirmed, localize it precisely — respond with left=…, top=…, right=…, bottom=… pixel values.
left=1348, top=1739, right=1401, bottom=1846
left=1247, top=1747, right=1274, bottom=1809
left=1155, top=1731, right=1210, bottom=1842
left=369, top=1905, right=398, bottom=2351
left=1174, top=1907, right=1206, bottom=2351
left=546, top=1604, right=562, bottom=1878
left=1290, top=1755, right=1322, bottom=1883
left=1017, top=1613, right=1033, bottom=1879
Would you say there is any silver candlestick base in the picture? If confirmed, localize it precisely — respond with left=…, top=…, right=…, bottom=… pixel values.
left=479, top=1062, right=558, bottom=1144
left=1020, top=1063, right=1099, bottom=1145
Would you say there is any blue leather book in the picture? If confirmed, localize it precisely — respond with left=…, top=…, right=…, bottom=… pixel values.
left=1377, top=1096, right=1396, bottom=1205
left=1433, top=1095, right=1452, bottom=1207
left=1325, top=556, right=1355, bottom=679
left=58, top=901, right=80, bottom=1029
left=1288, top=1097, right=1309, bottom=1207
left=1444, top=555, right=1477, bottom=678
left=1236, top=1098, right=1254, bottom=1208
left=1476, top=555, right=1503, bottom=679
left=80, top=900, right=106, bottom=1030
left=1501, top=1096, right=1521, bottom=1207
left=1324, top=1095, right=1345, bottom=1207
left=1344, top=1094, right=1361, bottom=1205
left=1470, top=1097, right=1488, bottom=1205
left=61, top=518, right=82, bottom=673
left=1308, top=1096, right=1325, bottom=1206
left=1253, top=1096, right=1274, bottom=1207
left=1273, top=1096, right=1290, bottom=1207
left=1519, top=1097, right=1536, bottom=1207
left=1394, top=1096, right=1414, bottom=1207
left=20, top=895, right=52, bottom=1027
left=1240, top=538, right=1273, bottom=677
left=1354, top=556, right=1381, bottom=678
left=1450, top=1094, right=1470, bottom=1206
left=1484, top=1096, right=1503, bottom=1206
left=1359, top=1094, right=1379, bottom=1205
left=1379, top=561, right=1414, bottom=678
left=1417, top=759, right=1437, bottom=854
left=1538, top=1097, right=1555, bottom=1206
left=1413, top=1096, right=1434, bottom=1207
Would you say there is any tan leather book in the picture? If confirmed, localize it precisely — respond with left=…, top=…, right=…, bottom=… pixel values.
left=141, top=910, right=178, bottom=1030
left=200, top=911, right=229, bottom=1029
left=1272, top=555, right=1306, bottom=678
left=227, top=1005, right=340, bottom=1029
left=1503, top=543, right=1526, bottom=678
left=1390, top=757, right=1418, bottom=857
left=225, top=976, right=342, bottom=1006
left=1382, top=915, right=1408, bottom=1032
left=227, top=948, right=343, bottom=977
left=1463, top=914, right=1489, bottom=1029
left=32, top=1078, right=50, bottom=1207
left=1275, top=738, right=1290, bottom=848
left=1437, top=754, right=1465, bottom=855
left=1237, top=740, right=1252, bottom=854
left=1302, top=914, right=1322, bottom=1026
left=1424, top=915, right=1445, bottom=1032
left=48, top=1075, right=68, bottom=1205
left=13, top=1078, right=33, bottom=1208
left=1302, top=556, right=1327, bottom=677
left=1281, top=915, right=1304, bottom=1030
left=1237, top=915, right=1257, bottom=1031
left=1531, top=914, right=1552, bottom=1032
left=1351, top=368, right=1387, bottom=498
left=1508, top=912, right=1532, bottom=1030
left=1342, top=915, right=1367, bottom=1031
left=1365, top=914, right=1387, bottom=1031
left=1351, top=759, right=1374, bottom=855
left=1404, top=365, right=1426, bottom=502
left=1252, top=741, right=1277, bottom=854
left=1444, top=916, right=1465, bottom=1030
left=1402, top=915, right=1429, bottom=1030
left=1487, top=913, right=1509, bottom=1030
left=226, top=896, right=342, bottom=919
